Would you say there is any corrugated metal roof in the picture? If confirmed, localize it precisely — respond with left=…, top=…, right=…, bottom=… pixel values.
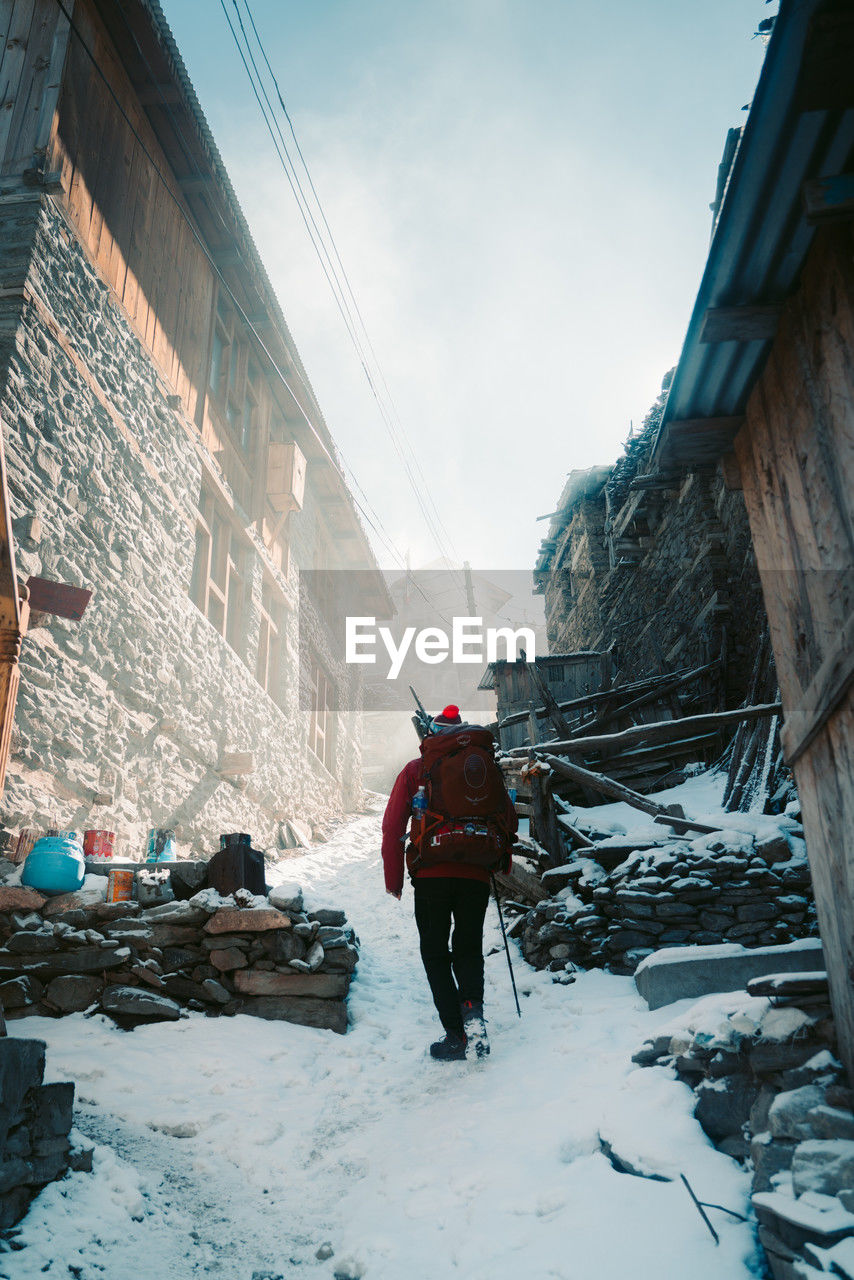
left=653, top=0, right=854, bottom=468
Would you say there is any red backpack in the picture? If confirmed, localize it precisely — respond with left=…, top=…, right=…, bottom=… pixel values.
left=407, top=727, right=513, bottom=874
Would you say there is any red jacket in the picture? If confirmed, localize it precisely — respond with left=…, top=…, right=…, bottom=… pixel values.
left=381, top=757, right=517, bottom=897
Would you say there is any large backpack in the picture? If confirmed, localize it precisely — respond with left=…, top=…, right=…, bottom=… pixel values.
left=407, top=727, right=513, bottom=874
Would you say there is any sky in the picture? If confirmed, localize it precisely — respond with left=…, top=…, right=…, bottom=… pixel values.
left=160, top=0, right=770, bottom=573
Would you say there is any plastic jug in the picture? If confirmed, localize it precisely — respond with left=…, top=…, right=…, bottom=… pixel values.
left=21, top=835, right=86, bottom=895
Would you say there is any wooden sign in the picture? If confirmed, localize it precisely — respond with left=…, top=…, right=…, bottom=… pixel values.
left=26, top=577, right=92, bottom=621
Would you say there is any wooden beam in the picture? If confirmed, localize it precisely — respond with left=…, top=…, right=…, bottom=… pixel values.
left=0, top=415, right=25, bottom=797
left=520, top=702, right=781, bottom=758
left=659, top=416, right=744, bottom=466
left=803, top=174, right=854, bottom=225
left=781, top=612, right=854, bottom=766
left=700, top=305, right=782, bottom=344
left=719, top=452, right=743, bottom=490
left=541, top=754, right=690, bottom=827
left=628, top=473, right=680, bottom=491
left=526, top=662, right=574, bottom=739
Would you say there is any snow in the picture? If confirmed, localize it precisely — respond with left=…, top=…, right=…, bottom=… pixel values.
left=6, top=799, right=764, bottom=1279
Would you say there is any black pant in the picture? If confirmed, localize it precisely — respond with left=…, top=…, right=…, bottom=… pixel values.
left=413, top=878, right=490, bottom=1036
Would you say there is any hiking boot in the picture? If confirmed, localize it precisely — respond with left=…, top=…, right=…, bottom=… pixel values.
left=461, top=1000, right=490, bottom=1059
left=429, top=1031, right=467, bottom=1061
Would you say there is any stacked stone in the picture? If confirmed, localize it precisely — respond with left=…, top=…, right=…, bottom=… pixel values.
left=0, top=883, right=358, bottom=1035
left=0, top=1032, right=93, bottom=1228
left=515, top=826, right=816, bottom=979
left=632, top=975, right=854, bottom=1280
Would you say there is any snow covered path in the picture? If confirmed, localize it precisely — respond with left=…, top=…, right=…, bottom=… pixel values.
left=7, top=804, right=763, bottom=1279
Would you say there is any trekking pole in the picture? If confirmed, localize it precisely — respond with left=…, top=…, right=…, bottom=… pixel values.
left=491, top=873, right=522, bottom=1018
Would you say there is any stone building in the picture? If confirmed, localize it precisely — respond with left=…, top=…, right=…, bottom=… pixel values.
left=534, top=385, right=769, bottom=711
left=0, top=0, right=388, bottom=855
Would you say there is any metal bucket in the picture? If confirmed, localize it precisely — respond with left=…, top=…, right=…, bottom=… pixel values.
left=84, top=830, right=115, bottom=861
left=106, top=868, right=135, bottom=903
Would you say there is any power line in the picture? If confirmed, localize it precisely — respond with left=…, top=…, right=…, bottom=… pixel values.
left=224, top=0, right=468, bottom=589
left=49, top=0, right=417, bottom=580
left=237, top=0, right=464, bottom=573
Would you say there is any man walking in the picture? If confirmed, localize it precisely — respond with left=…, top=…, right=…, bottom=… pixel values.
left=382, top=704, right=517, bottom=1061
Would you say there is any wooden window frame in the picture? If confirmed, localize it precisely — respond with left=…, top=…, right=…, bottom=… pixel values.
left=309, top=656, right=336, bottom=773
left=191, top=485, right=247, bottom=657
left=208, top=295, right=262, bottom=460
left=257, top=579, right=286, bottom=707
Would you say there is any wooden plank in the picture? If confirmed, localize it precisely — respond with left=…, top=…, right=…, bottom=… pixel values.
left=586, top=660, right=719, bottom=732
left=659, top=416, right=744, bottom=466
left=526, top=660, right=574, bottom=739
left=509, top=702, right=781, bottom=758
left=0, top=409, right=25, bottom=797
left=541, top=753, right=691, bottom=826
left=782, top=611, right=854, bottom=765
left=0, top=2, right=15, bottom=65
left=0, top=0, right=37, bottom=172
left=498, top=666, right=686, bottom=730
left=4, top=0, right=55, bottom=176
left=791, top=693, right=854, bottom=1083
left=736, top=224, right=854, bottom=1081
left=803, top=174, right=854, bottom=225
left=700, top=304, right=782, bottom=344
left=28, top=0, right=70, bottom=164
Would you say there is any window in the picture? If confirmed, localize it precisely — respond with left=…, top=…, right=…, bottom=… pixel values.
left=547, top=663, right=565, bottom=684
left=191, top=484, right=246, bottom=654
left=309, top=658, right=335, bottom=772
left=208, top=297, right=262, bottom=456
left=257, top=580, right=285, bottom=705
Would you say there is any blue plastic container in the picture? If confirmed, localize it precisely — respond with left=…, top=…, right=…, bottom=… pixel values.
left=21, top=836, right=86, bottom=896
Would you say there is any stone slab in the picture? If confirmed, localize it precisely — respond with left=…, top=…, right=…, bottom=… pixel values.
left=45, top=975, right=103, bottom=1013
left=101, top=985, right=181, bottom=1021
left=635, top=940, right=825, bottom=1009
left=149, top=924, right=201, bottom=947
left=0, top=946, right=131, bottom=976
left=41, top=890, right=105, bottom=918
left=238, top=995, right=347, bottom=1034
left=209, top=947, right=248, bottom=972
left=0, top=1038, right=45, bottom=1111
left=204, top=908, right=291, bottom=935
left=0, top=888, right=46, bottom=912
left=233, top=970, right=348, bottom=998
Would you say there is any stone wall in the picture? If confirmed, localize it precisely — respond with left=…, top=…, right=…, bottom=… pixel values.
left=512, top=820, right=816, bottom=977
left=633, top=976, right=854, bottom=1278
left=536, top=409, right=768, bottom=710
left=0, top=192, right=362, bottom=857
left=0, top=876, right=358, bottom=1035
left=0, top=1029, right=91, bottom=1228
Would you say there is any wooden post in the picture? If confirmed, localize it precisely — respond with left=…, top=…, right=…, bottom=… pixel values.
left=0, top=418, right=26, bottom=796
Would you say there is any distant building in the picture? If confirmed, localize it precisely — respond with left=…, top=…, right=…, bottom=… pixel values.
left=0, top=0, right=388, bottom=854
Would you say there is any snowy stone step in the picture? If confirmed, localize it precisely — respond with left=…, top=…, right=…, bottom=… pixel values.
left=634, top=940, right=825, bottom=1009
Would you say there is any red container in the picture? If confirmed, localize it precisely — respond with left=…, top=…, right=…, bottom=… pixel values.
left=84, top=830, right=115, bottom=861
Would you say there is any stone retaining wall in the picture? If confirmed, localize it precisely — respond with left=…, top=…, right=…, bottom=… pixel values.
left=0, top=880, right=358, bottom=1035
left=513, top=822, right=816, bottom=978
left=633, top=977, right=854, bottom=1279
left=0, top=1031, right=91, bottom=1229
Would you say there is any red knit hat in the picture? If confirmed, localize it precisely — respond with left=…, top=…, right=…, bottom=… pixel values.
left=432, top=704, right=462, bottom=727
